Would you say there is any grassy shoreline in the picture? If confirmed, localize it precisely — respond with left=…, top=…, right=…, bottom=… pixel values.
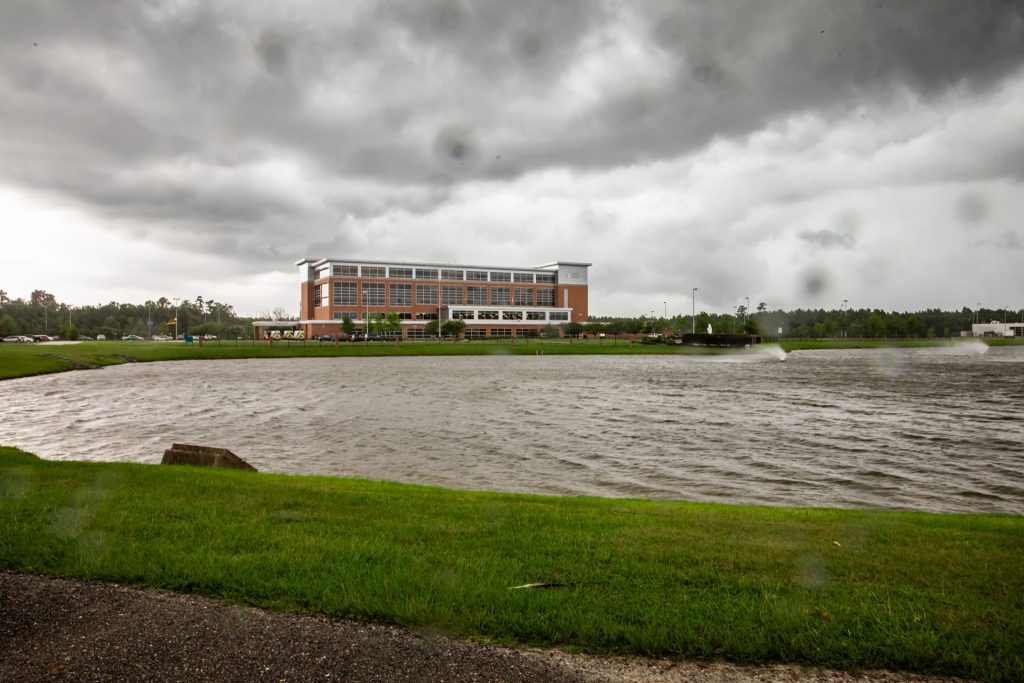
left=1, top=337, right=1018, bottom=381
left=1, top=447, right=1021, bottom=680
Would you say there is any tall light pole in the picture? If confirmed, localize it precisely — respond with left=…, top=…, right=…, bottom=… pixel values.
left=842, top=299, right=848, bottom=338
left=692, top=288, right=697, bottom=334
left=663, top=301, right=667, bottom=319
left=173, top=297, right=180, bottom=340
left=744, top=296, right=749, bottom=326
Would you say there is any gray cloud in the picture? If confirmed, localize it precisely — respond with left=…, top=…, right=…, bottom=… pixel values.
left=798, top=229, right=857, bottom=250
left=1, top=1, right=1023, bottom=312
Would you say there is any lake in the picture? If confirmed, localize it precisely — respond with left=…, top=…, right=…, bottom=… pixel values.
left=2, top=344, right=1022, bottom=513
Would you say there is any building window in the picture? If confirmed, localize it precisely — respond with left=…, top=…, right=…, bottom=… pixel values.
left=334, top=281, right=357, bottom=306
left=332, top=311, right=358, bottom=320
left=466, top=329, right=486, bottom=339
left=467, top=286, right=487, bottom=305
left=362, top=266, right=386, bottom=278
left=314, top=284, right=324, bottom=307
left=416, top=284, right=438, bottom=305
left=415, top=312, right=438, bottom=320
left=489, top=271, right=511, bottom=282
left=397, top=312, right=412, bottom=320
left=514, top=288, right=533, bottom=306
left=362, top=283, right=385, bottom=306
left=477, top=310, right=499, bottom=320
left=452, top=309, right=474, bottom=319
left=536, top=272, right=556, bottom=284
left=514, top=273, right=534, bottom=283
left=526, top=311, right=546, bottom=320
left=466, top=270, right=488, bottom=281
left=333, top=264, right=358, bottom=277
left=517, top=328, right=538, bottom=338
left=549, top=311, right=569, bottom=321
left=389, top=267, right=413, bottom=279
left=442, top=285, right=464, bottom=305
left=537, top=288, right=555, bottom=306
left=415, top=268, right=438, bottom=279
left=406, top=328, right=428, bottom=339
left=491, top=328, right=512, bottom=338
left=490, top=287, right=511, bottom=306
left=441, top=269, right=464, bottom=281
left=502, top=310, right=523, bottom=320
left=389, top=283, right=412, bottom=307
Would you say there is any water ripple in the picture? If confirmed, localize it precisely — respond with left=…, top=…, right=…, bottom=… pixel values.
left=1, top=349, right=1023, bottom=513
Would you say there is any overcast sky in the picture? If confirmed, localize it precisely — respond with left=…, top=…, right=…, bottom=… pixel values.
left=2, top=0, right=1022, bottom=317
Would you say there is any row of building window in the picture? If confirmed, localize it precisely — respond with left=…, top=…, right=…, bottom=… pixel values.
left=331, top=311, right=439, bottom=320
left=327, top=264, right=556, bottom=283
left=398, top=328, right=548, bottom=339
left=326, top=282, right=556, bottom=307
left=327, top=310, right=568, bottom=322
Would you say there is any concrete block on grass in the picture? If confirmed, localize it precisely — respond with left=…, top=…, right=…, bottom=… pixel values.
left=161, top=443, right=257, bottom=471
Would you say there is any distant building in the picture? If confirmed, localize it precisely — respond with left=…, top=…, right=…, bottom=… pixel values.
left=972, top=321, right=1023, bottom=338
left=292, top=258, right=590, bottom=339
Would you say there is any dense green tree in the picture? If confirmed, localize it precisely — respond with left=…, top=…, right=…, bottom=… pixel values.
left=440, top=319, right=466, bottom=339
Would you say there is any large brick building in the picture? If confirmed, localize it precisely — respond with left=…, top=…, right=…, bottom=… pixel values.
left=294, top=258, right=590, bottom=339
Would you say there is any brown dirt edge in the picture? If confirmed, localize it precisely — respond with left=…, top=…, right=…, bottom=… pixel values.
left=0, top=570, right=968, bottom=683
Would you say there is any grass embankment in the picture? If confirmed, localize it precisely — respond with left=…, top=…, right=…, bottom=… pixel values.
left=3, top=337, right=1020, bottom=382
left=1, top=447, right=1021, bottom=681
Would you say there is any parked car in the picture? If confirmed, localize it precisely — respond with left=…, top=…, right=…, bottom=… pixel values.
left=3, top=336, right=27, bottom=343
left=31, top=334, right=53, bottom=342
left=317, top=334, right=336, bottom=342
left=123, top=334, right=145, bottom=341
left=78, top=335, right=94, bottom=340
left=96, top=334, right=106, bottom=340
left=152, top=334, right=172, bottom=341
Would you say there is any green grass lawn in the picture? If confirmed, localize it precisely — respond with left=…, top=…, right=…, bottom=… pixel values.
left=2, top=337, right=1018, bottom=382
left=1, top=447, right=1021, bottom=681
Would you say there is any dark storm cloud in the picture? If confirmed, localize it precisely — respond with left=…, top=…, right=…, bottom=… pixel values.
left=798, top=229, right=856, bottom=250
left=0, top=0, right=1022, bottom=275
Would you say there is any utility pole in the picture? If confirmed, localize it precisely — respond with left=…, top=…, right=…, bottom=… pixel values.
left=692, top=288, right=697, bottom=334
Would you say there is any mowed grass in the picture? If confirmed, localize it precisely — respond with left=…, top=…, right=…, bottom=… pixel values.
left=1, top=447, right=1021, bottom=681
left=2, top=338, right=1017, bottom=381
left=0, top=338, right=714, bottom=381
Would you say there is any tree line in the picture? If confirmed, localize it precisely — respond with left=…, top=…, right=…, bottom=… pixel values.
left=2, top=288, right=1017, bottom=341
left=591, top=305, right=1019, bottom=339
left=0, top=290, right=265, bottom=339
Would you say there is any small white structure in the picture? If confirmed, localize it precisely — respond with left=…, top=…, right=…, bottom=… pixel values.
left=972, top=321, right=1023, bottom=338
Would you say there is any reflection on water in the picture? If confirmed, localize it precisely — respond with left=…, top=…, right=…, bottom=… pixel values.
left=2, top=346, right=1022, bottom=513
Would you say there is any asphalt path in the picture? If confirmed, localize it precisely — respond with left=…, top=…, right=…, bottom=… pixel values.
left=0, top=571, right=964, bottom=682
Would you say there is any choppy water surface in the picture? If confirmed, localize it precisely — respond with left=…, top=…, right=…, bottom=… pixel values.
left=3, top=344, right=1022, bottom=513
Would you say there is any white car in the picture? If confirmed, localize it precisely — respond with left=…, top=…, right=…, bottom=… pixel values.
left=3, top=335, right=34, bottom=343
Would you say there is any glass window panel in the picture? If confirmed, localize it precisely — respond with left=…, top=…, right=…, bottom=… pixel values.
left=490, top=287, right=511, bottom=305
left=442, top=285, right=464, bottom=305
left=416, top=284, right=439, bottom=304
left=389, top=283, right=412, bottom=306
left=333, top=281, right=358, bottom=306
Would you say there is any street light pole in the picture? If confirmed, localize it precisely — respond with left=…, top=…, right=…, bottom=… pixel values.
left=173, top=297, right=180, bottom=340
left=663, top=301, right=667, bottom=319
left=692, top=288, right=697, bottom=334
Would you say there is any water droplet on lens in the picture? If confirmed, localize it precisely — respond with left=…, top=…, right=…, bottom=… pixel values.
left=801, top=268, right=830, bottom=297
